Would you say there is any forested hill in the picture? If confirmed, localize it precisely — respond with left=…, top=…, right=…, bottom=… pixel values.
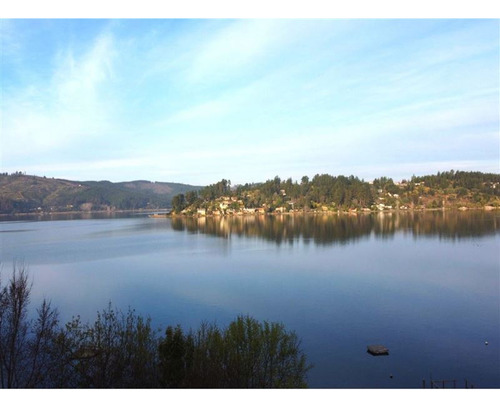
left=0, top=173, right=202, bottom=214
left=170, top=170, right=500, bottom=215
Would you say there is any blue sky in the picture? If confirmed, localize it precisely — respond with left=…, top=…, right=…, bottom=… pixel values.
left=1, top=19, right=498, bottom=185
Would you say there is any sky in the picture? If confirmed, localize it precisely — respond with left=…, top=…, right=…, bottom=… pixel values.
left=1, top=18, right=499, bottom=186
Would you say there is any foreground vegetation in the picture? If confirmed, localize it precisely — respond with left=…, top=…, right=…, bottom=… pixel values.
left=171, top=170, right=500, bottom=215
left=0, top=265, right=311, bottom=388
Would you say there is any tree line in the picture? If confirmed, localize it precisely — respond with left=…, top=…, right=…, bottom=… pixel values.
left=0, top=265, right=311, bottom=388
left=172, top=174, right=375, bottom=213
left=410, top=170, right=500, bottom=192
left=171, top=170, right=500, bottom=214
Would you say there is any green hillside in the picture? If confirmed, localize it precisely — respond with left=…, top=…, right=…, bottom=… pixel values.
left=0, top=173, right=202, bottom=214
left=170, top=171, right=500, bottom=215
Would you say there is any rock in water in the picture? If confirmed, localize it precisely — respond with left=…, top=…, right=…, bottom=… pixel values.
left=367, top=345, right=389, bottom=355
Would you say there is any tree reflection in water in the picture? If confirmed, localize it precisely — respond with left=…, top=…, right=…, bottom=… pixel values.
left=170, top=211, right=499, bottom=246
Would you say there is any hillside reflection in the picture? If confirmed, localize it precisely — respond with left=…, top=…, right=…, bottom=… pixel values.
left=170, top=211, right=500, bottom=245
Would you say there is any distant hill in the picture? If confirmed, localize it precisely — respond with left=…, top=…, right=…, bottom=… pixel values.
left=0, top=173, right=202, bottom=214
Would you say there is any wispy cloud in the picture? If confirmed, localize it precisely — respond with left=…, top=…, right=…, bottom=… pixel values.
left=53, top=32, right=115, bottom=105
left=0, top=20, right=22, bottom=61
left=186, top=20, right=285, bottom=83
left=2, top=31, right=118, bottom=160
left=159, top=94, right=236, bottom=125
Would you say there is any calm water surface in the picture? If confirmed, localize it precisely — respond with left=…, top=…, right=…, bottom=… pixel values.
left=1, top=211, right=499, bottom=388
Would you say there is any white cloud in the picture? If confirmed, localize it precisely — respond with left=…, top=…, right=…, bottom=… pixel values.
left=53, top=33, right=115, bottom=105
left=0, top=20, right=22, bottom=60
left=157, top=78, right=265, bottom=127
left=1, top=32, right=118, bottom=161
left=183, top=19, right=339, bottom=85
left=186, top=20, right=282, bottom=83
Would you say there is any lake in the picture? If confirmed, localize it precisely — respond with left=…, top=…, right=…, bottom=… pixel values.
left=1, top=211, right=499, bottom=388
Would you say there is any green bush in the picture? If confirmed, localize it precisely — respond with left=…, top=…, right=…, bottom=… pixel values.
left=1, top=267, right=311, bottom=388
left=159, top=315, right=312, bottom=388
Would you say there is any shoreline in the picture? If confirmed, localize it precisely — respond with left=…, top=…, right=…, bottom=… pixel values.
left=165, top=205, right=499, bottom=218
left=0, top=208, right=170, bottom=218
left=1, top=206, right=498, bottom=220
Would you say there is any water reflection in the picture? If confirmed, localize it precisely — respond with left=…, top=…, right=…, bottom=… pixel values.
left=171, top=211, right=500, bottom=245
left=0, top=211, right=147, bottom=222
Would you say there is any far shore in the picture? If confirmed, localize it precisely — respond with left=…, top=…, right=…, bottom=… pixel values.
left=2, top=205, right=498, bottom=220
left=162, top=205, right=499, bottom=218
left=0, top=208, right=170, bottom=218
